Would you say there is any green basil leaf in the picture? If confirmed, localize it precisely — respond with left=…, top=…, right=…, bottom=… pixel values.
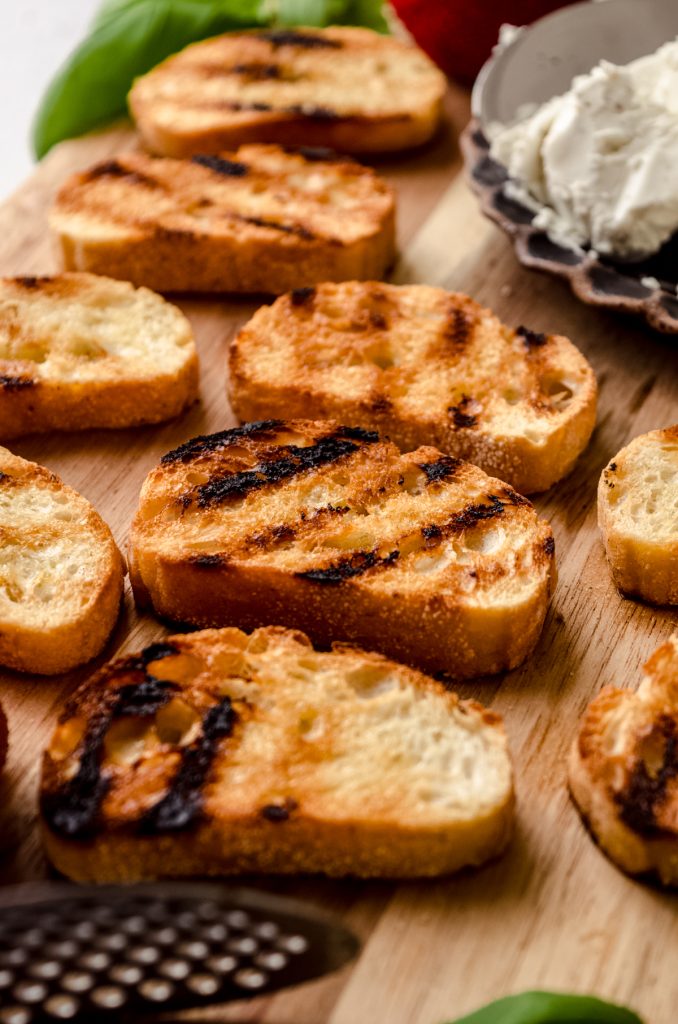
left=447, top=991, right=643, bottom=1024
left=32, top=0, right=388, bottom=158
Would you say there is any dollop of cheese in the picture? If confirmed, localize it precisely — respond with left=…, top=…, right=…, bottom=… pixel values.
left=489, top=39, right=678, bottom=257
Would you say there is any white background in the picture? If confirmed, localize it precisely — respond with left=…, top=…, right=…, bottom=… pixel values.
left=1, top=1, right=101, bottom=201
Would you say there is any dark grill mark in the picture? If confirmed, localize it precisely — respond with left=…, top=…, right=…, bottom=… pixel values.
left=194, top=433, right=372, bottom=507
left=291, top=286, right=316, bottom=306
left=339, top=425, right=379, bottom=442
left=286, top=146, right=339, bottom=162
left=609, top=462, right=617, bottom=472
left=297, top=548, right=399, bottom=585
left=233, top=62, right=281, bottom=79
left=140, top=697, right=237, bottom=833
left=138, top=641, right=179, bottom=666
left=86, top=160, right=158, bottom=188
left=192, top=154, right=248, bottom=177
left=419, top=456, right=462, bottom=483
left=448, top=396, right=478, bottom=429
left=500, top=486, right=532, bottom=508
left=451, top=495, right=505, bottom=529
left=616, top=716, right=678, bottom=837
left=42, top=670, right=179, bottom=840
left=0, top=375, right=34, bottom=390
left=161, top=421, right=283, bottom=465
left=370, top=312, right=388, bottom=330
left=517, top=325, right=548, bottom=348
left=370, top=395, right=393, bottom=415
left=444, top=306, right=474, bottom=348
left=422, top=524, right=442, bottom=542
left=543, top=536, right=555, bottom=556
left=238, top=214, right=315, bottom=241
left=259, top=30, right=342, bottom=49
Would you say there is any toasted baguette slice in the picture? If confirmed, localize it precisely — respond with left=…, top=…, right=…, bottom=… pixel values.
left=129, top=420, right=555, bottom=679
left=0, top=447, right=124, bottom=674
left=41, top=625, right=514, bottom=882
left=598, top=426, right=678, bottom=605
left=569, top=634, right=678, bottom=885
left=0, top=273, right=198, bottom=438
left=129, top=27, right=446, bottom=158
left=230, top=283, right=597, bottom=494
left=50, top=148, right=396, bottom=294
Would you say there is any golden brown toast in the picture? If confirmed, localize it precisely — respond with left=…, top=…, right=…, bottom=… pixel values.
left=230, top=282, right=597, bottom=493
left=128, top=419, right=555, bottom=679
left=569, top=634, right=678, bottom=885
left=129, top=27, right=446, bottom=157
left=49, top=147, right=396, bottom=294
left=41, top=626, right=514, bottom=882
left=598, top=426, right=678, bottom=605
left=0, top=446, right=124, bottom=675
left=0, top=273, right=198, bottom=438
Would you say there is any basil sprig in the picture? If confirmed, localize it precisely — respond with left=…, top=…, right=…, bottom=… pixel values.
left=447, top=991, right=643, bottom=1024
left=33, top=0, right=388, bottom=159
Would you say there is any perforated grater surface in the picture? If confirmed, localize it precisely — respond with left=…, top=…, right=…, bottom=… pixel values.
left=0, top=882, right=360, bottom=1022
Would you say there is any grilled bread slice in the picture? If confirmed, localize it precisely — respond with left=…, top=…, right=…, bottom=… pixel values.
left=0, top=447, right=124, bottom=674
left=230, top=283, right=597, bottom=494
left=0, top=273, right=198, bottom=438
left=41, top=625, right=514, bottom=882
left=598, top=426, right=678, bottom=605
left=129, top=27, right=446, bottom=158
left=129, top=420, right=555, bottom=679
left=569, top=634, right=678, bottom=885
left=50, top=148, right=396, bottom=294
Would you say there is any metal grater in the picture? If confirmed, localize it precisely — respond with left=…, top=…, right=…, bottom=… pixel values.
left=0, top=882, right=360, bottom=1022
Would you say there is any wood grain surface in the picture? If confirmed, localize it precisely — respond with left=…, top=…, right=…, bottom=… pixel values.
left=0, top=85, right=676, bottom=1024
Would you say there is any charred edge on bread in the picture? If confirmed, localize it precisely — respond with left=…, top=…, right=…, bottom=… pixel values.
left=543, top=536, right=555, bottom=557
left=13, top=276, right=49, bottom=289
left=259, top=29, right=342, bottom=49
left=261, top=798, right=298, bottom=822
left=237, top=214, right=315, bottom=241
left=139, top=697, right=237, bottom=834
left=448, top=396, right=478, bottom=429
left=517, top=325, right=548, bottom=348
left=500, top=486, right=532, bottom=508
left=609, top=462, right=617, bottom=472
left=192, top=154, right=248, bottom=177
left=233, top=62, right=281, bottom=79
left=616, top=715, right=678, bottom=837
left=138, top=641, right=180, bottom=666
left=444, top=306, right=474, bottom=348
left=286, top=103, right=340, bottom=120
left=290, top=286, right=316, bottom=306
left=0, top=375, right=34, bottom=389
left=191, top=553, right=225, bottom=568
left=42, top=674, right=178, bottom=840
left=297, top=548, right=399, bottom=585
left=285, top=146, right=340, bottom=162
left=194, top=433, right=373, bottom=507
left=161, top=420, right=284, bottom=465
left=338, top=425, right=380, bottom=442
left=85, top=160, right=159, bottom=188
left=419, top=456, right=462, bottom=484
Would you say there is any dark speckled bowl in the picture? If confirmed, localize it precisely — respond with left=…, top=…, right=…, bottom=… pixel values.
left=461, top=121, right=678, bottom=335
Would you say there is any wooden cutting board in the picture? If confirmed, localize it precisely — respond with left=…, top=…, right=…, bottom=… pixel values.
left=0, top=85, right=676, bottom=1024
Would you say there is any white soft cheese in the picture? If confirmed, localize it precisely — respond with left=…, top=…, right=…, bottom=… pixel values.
left=489, top=38, right=678, bottom=256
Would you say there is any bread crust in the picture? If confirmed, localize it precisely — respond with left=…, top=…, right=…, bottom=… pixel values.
left=41, top=626, right=514, bottom=881
left=129, top=419, right=555, bottom=679
left=569, top=634, right=678, bottom=885
left=598, top=426, right=678, bottom=605
left=229, top=283, right=597, bottom=494
left=0, top=274, right=198, bottom=439
left=129, top=27, right=446, bottom=157
left=0, top=447, right=125, bottom=675
left=50, top=149, right=396, bottom=294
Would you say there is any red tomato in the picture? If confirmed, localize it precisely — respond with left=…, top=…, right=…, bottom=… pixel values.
left=391, top=0, right=569, bottom=84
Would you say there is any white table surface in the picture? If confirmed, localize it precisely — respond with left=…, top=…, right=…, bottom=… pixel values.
left=2, top=1, right=101, bottom=201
